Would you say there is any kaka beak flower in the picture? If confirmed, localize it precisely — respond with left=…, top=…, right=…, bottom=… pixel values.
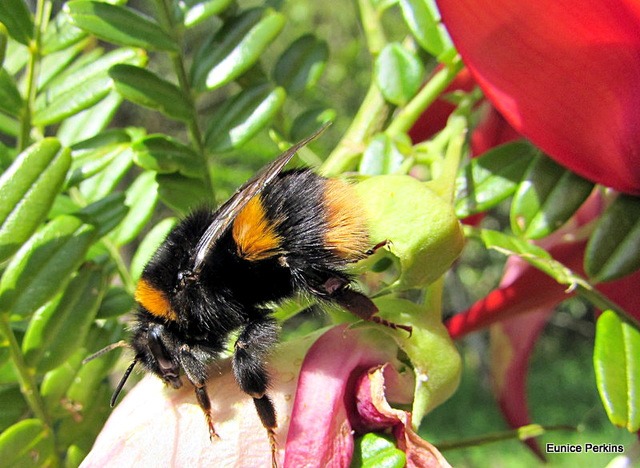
left=435, top=0, right=640, bottom=194
left=81, top=326, right=450, bottom=467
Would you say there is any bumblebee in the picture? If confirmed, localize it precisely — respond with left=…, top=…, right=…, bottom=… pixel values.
left=104, top=125, right=411, bottom=466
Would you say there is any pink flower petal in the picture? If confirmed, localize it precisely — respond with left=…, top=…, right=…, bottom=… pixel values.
left=436, top=0, right=640, bottom=194
left=354, top=365, right=452, bottom=468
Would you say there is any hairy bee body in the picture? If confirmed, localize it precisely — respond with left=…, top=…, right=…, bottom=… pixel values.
left=99, top=127, right=410, bottom=467
left=132, top=169, right=368, bottom=395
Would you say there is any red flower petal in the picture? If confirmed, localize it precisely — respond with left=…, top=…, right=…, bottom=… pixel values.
left=436, top=0, right=640, bottom=194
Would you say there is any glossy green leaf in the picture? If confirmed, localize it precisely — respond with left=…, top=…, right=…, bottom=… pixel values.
left=130, top=217, right=178, bottom=281
left=0, top=23, right=7, bottom=68
left=3, top=37, right=27, bottom=74
left=0, top=69, right=22, bottom=117
left=41, top=351, right=84, bottom=415
left=511, top=154, right=594, bottom=239
left=182, top=0, right=234, bottom=27
left=274, top=34, right=328, bottom=96
left=455, top=140, right=538, bottom=218
left=0, top=386, right=26, bottom=431
left=360, top=134, right=405, bottom=175
left=0, top=113, right=19, bottom=138
left=38, top=47, right=144, bottom=107
left=32, top=75, right=113, bottom=126
left=355, top=175, right=464, bottom=289
left=352, top=433, right=406, bottom=468
left=109, top=65, right=193, bottom=122
left=76, top=193, right=128, bottom=238
left=41, top=9, right=87, bottom=54
left=65, top=1, right=178, bottom=51
left=0, top=139, right=71, bottom=263
left=109, top=171, right=158, bottom=246
left=192, top=8, right=285, bottom=91
left=0, top=419, right=55, bottom=468
left=205, top=84, right=285, bottom=152
left=23, top=264, right=107, bottom=373
left=156, top=173, right=210, bottom=215
left=133, top=135, right=202, bottom=177
left=375, top=43, right=423, bottom=106
left=68, top=142, right=131, bottom=187
left=57, top=92, right=123, bottom=146
left=586, top=194, right=640, bottom=282
left=0, top=215, right=97, bottom=318
left=398, top=0, right=453, bottom=59
left=0, top=0, right=33, bottom=45
left=79, top=147, right=133, bottom=202
left=96, top=286, right=135, bottom=318
left=37, top=39, right=88, bottom=91
left=594, top=310, right=640, bottom=432
left=290, top=108, right=336, bottom=143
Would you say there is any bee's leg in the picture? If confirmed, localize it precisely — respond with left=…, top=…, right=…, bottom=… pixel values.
left=233, top=316, right=280, bottom=467
left=179, top=347, right=218, bottom=440
left=322, top=277, right=413, bottom=336
left=365, top=239, right=390, bottom=256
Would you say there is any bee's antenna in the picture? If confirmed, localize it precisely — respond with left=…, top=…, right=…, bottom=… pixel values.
left=83, top=340, right=131, bottom=364
left=110, top=359, right=138, bottom=407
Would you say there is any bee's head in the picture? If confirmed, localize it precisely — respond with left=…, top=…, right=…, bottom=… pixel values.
left=132, top=321, right=183, bottom=390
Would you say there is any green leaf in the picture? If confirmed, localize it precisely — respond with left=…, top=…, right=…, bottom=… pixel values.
left=0, top=215, right=98, bottom=318
left=22, top=263, right=107, bottom=373
left=375, top=43, right=423, bottom=106
left=57, top=92, right=123, bottom=146
left=156, top=173, right=210, bottom=215
left=455, top=140, right=538, bottom=218
left=0, top=419, right=55, bottom=468
left=41, top=9, right=88, bottom=54
left=130, top=217, right=178, bottom=281
left=398, top=0, right=453, bottom=59
left=360, top=134, right=405, bottom=175
left=76, top=193, right=128, bottom=238
left=41, top=351, right=84, bottom=416
left=0, top=139, right=71, bottom=263
left=32, top=74, right=113, bottom=125
left=79, top=146, right=133, bottom=202
left=274, top=34, right=328, bottom=96
left=37, top=39, right=88, bottom=91
left=352, top=433, right=406, bottom=468
left=109, top=171, right=158, bottom=246
left=205, top=84, right=286, bottom=152
left=510, top=154, right=594, bottom=239
left=0, top=114, right=18, bottom=138
left=594, top=310, right=640, bottom=432
left=34, top=47, right=145, bottom=126
left=586, top=194, right=640, bottom=282
left=191, top=8, right=285, bottom=91
left=96, top=286, right=135, bottom=318
left=109, top=65, right=193, bottom=122
left=0, top=69, right=22, bottom=117
left=0, top=386, right=27, bottom=431
left=290, top=108, right=336, bottom=143
left=0, top=0, right=34, bottom=46
left=65, top=1, right=178, bottom=52
left=355, top=175, right=464, bottom=290
left=67, top=132, right=132, bottom=186
left=132, top=135, right=202, bottom=177
left=181, top=0, right=234, bottom=28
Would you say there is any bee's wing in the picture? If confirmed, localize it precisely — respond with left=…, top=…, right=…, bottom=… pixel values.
left=190, top=123, right=331, bottom=274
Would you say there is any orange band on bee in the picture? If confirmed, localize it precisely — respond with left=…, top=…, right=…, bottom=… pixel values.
left=232, top=195, right=283, bottom=261
left=135, top=279, right=177, bottom=321
left=323, top=179, right=369, bottom=260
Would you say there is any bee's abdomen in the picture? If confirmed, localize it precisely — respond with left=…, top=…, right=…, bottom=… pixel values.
left=231, top=169, right=369, bottom=270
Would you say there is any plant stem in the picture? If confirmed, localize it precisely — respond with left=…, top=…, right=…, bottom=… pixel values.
left=386, top=58, right=464, bottom=137
left=0, top=315, right=59, bottom=465
left=437, top=424, right=576, bottom=451
left=153, top=0, right=215, bottom=199
left=18, top=0, right=50, bottom=151
left=321, top=0, right=391, bottom=175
